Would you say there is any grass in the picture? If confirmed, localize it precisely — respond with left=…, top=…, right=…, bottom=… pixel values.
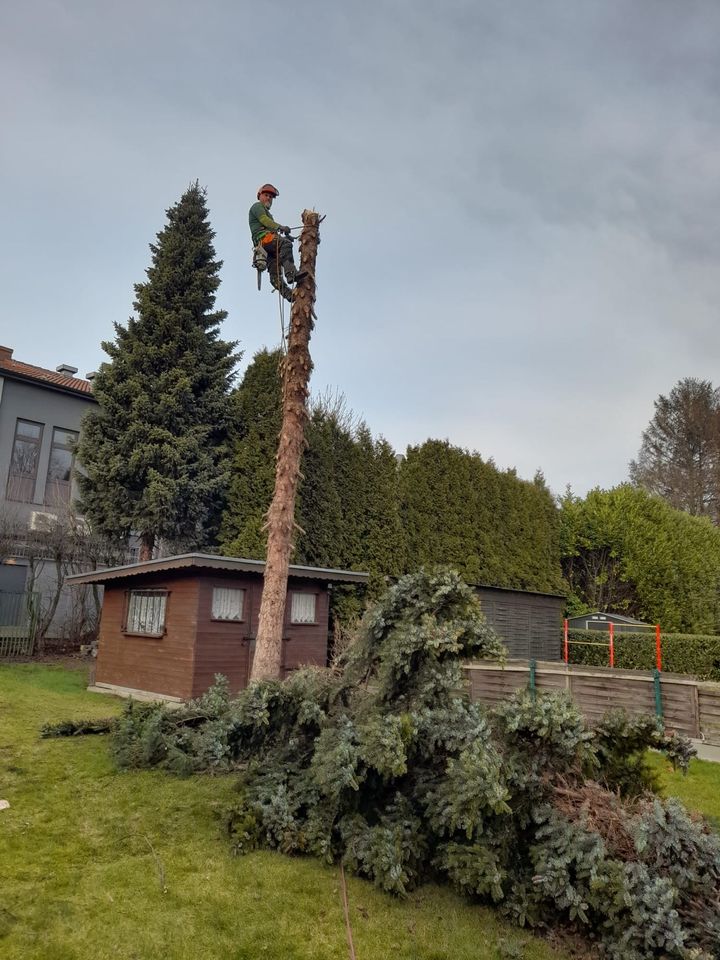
left=0, top=662, right=569, bottom=960
left=648, top=751, right=720, bottom=826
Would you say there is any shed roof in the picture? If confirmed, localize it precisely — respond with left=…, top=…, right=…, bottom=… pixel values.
left=66, top=553, right=370, bottom=586
left=568, top=612, right=649, bottom=625
left=473, top=582, right=566, bottom=600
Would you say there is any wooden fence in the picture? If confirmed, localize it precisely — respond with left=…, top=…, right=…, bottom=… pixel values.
left=0, top=629, right=35, bottom=658
left=465, top=660, right=720, bottom=745
left=0, top=590, right=38, bottom=659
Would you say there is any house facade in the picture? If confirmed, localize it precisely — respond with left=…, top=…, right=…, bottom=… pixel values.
left=67, top=554, right=370, bottom=701
left=0, top=344, right=96, bottom=640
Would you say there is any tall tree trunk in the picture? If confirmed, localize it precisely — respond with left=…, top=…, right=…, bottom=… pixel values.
left=251, top=210, right=321, bottom=682
left=139, top=533, right=155, bottom=562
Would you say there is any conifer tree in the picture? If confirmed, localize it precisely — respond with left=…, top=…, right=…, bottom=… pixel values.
left=77, top=183, right=238, bottom=559
left=399, top=440, right=564, bottom=593
left=219, top=348, right=283, bottom=558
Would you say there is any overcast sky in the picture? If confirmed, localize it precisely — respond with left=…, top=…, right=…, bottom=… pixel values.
left=2, top=0, right=720, bottom=496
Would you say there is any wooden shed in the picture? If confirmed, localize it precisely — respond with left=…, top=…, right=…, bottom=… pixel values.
left=474, top=583, right=565, bottom=661
left=566, top=611, right=652, bottom=633
left=67, top=554, right=368, bottom=702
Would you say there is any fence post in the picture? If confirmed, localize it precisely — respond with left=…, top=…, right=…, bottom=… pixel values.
left=563, top=619, right=569, bottom=663
left=609, top=622, right=615, bottom=668
left=655, top=624, right=662, bottom=672
left=529, top=658, right=537, bottom=701
left=654, top=668, right=663, bottom=720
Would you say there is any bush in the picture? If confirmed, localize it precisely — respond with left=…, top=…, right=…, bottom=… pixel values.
left=567, top=629, right=720, bottom=681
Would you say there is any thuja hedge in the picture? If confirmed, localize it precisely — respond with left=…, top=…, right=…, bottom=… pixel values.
left=109, top=570, right=719, bottom=960
left=567, top=629, right=720, bottom=681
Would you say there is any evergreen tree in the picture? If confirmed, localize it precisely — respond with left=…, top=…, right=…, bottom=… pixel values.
left=296, top=410, right=347, bottom=568
left=398, top=440, right=564, bottom=593
left=219, top=348, right=283, bottom=558
left=560, top=484, right=720, bottom=631
left=77, top=183, right=238, bottom=558
left=356, top=430, right=406, bottom=591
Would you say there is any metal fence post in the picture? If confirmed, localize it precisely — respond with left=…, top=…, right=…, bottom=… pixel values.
left=654, top=668, right=663, bottom=720
left=529, top=658, right=537, bottom=701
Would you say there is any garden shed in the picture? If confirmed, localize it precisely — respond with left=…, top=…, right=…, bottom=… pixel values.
left=474, top=583, right=565, bottom=660
left=67, top=554, right=368, bottom=702
left=566, top=611, right=652, bottom=632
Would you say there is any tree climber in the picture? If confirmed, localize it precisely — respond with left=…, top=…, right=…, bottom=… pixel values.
left=249, top=184, right=307, bottom=302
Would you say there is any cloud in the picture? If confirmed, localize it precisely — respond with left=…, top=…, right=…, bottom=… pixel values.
left=3, top=0, right=720, bottom=498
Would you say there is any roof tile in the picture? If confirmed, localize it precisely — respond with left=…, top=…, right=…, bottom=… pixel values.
left=0, top=356, right=94, bottom=395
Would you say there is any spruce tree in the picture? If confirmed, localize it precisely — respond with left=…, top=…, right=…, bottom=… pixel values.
left=76, top=183, right=238, bottom=558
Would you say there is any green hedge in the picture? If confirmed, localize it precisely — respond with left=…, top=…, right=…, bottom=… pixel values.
left=566, top=629, right=720, bottom=682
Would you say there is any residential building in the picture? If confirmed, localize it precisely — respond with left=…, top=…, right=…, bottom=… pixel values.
left=0, top=343, right=96, bottom=639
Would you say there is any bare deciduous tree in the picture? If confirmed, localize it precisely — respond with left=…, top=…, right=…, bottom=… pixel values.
left=630, top=377, right=720, bottom=523
left=0, top=505, right=128, bottom=650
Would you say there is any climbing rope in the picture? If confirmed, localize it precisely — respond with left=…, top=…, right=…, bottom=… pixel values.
left=273, top=242, right=288, bottom=352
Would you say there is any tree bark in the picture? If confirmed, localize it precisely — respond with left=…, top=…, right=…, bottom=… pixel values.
left=139, top=534, right=155, bottom=562
left=251, top=210, right=321, bottom=682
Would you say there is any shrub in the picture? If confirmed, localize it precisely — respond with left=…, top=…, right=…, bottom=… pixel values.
left=567, top=629, right=720, bottom=681
left=111, top=568, right=719, bottom=959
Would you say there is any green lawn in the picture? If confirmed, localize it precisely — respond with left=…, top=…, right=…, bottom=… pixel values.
left=0, top=663, right=568, bottom=960
left=648, top=751, right=720, bottom=826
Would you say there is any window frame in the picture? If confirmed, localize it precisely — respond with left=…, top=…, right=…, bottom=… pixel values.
left=210, top=585, right=246, bottom=622
left=289, top=591, right=318, bottom=625
left=43, top=425, right=79, bottom=506
left=123, top=589, right=169, bottom=638
left=6, top=418, right=44, bottom=502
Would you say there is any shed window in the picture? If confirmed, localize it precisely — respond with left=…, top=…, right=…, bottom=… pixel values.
left=126, top=590, right=167, bottom=636
left=290, top=592, right=316, bottom=624
left=212, top=587, right=245, bottom=621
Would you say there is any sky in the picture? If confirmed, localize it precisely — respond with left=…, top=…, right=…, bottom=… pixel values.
left=2, top=0, right=720, bottom=497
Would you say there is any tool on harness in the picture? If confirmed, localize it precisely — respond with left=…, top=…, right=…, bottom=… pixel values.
left=252, top=233, right=298, bottom=291
left=252, top=242, right=268, bottom=290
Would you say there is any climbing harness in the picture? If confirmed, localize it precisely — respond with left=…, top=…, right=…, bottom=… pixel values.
left=251, top=227, right=303, bottom=351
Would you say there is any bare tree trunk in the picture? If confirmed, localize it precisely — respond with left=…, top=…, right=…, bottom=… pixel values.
left=139, top=534, right=155, bottom=562
left=251, top=209, right=321, bottom=682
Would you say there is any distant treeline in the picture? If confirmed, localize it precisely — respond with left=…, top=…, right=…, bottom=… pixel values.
left=219, top=350, right=720, bottom=633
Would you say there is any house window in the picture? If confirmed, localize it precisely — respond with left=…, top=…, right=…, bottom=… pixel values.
left=290, top=592, right=316, bottom=624
left=126, top=590, right=168, bottom=636
left=44, top=428, right=79, bottom=506
left=212, top=587, right=245, bottom=621
left=6, top=419, right=43, bottom=502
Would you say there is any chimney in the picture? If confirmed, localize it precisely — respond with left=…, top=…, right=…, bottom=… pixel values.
left=86, top=371, right=97, bottom=382
left=56, top=363, right=79, bottom=378
left=0, top=345, right=13, bottom=360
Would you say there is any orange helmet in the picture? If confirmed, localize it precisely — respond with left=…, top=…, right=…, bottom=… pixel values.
left=257, top=183, right=279, bottom=200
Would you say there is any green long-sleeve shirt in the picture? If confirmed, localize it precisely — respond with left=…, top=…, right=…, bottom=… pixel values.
left=249, top=201, right=282, bottom=244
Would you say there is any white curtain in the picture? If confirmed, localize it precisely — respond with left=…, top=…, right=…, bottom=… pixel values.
left=212, top=587, right=244, bottom=621
left=127, top=591, right=167, bottom=635
left=291, top=592, right=316, bottom=624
